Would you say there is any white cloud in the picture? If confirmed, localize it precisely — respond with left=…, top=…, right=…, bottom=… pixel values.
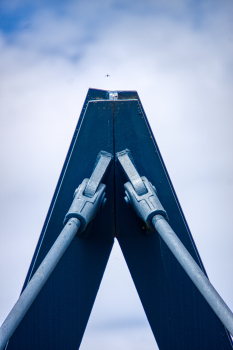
left=0, top=1, right=232, bottom=347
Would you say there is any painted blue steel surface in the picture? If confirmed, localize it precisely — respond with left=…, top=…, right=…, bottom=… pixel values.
left=6, top=89, right=233, bottom=349
left=114, top=97, right=233, bottom=349
left=6, top=90, right=115, bottom=350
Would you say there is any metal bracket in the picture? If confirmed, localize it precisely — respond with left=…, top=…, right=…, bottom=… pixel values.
left=108, top=91, right=118, bottom=100
left=84, top=151, right=112, bottom=197
left=117, top=149, right=147, bottom=196
left=116, top=149, right=168, bottom=230
left=64, top=151, right=113, bottom=232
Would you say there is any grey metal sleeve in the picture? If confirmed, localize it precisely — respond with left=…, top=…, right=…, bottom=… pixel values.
left=0, top=218, right=81, bottom=350
left=152, top=214, right=233, bottom=336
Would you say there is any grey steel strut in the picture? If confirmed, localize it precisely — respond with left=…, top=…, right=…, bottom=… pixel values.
left=117, top=149, right=233, bottom=336
left=0, top=151, right=112, bottom=350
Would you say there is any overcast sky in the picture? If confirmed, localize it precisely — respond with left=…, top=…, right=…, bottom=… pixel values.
left=0, top=0, right=233, bottom=349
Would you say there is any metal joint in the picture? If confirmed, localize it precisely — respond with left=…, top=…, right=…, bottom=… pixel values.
left=117, top=149, right=168, bottom=229
left=64, top=151, right=113, bottom=232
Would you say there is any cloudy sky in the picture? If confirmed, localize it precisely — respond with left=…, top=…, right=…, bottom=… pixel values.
left=0, top=0, right=233, bottom=348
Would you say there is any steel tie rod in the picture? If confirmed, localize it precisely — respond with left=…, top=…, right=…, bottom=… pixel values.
left=0, top=150, right=112, bottom=350
left=117, top=149, right=233, bottom=336
left=152, top=214, right=233, bottom=336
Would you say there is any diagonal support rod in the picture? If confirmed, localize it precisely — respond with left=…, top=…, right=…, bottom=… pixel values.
left=117, top=148, right=233, bottom=336
left=0, top=218, right=81, bottom=350
left=152, top=214, right=233, bottom=336
left=0, top=150, right=112, bottom=350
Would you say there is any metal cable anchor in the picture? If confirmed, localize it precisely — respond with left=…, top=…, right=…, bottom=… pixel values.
left=0, top=150, right=113, bottom=350
left=117, top=148, right=233, bottom=336
left=64, top=151, right=113, bottom=232
left=116, top=149, right=168, bottom=229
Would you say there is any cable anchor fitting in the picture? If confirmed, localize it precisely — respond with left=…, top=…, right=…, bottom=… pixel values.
left=116, top=149, right=168, bottom=230
left=64, top=151, right=113, bottom=232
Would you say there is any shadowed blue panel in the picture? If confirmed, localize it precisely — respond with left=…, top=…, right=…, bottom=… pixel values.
left=6, top=89, right=115, bottom=350
left=114, top=96, right=233, bottom=350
